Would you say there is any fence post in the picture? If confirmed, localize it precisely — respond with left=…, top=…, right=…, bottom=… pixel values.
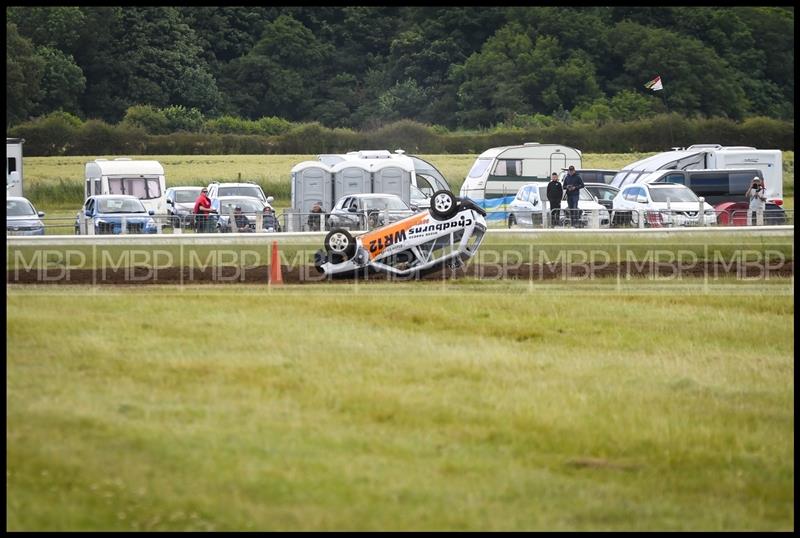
left=256, top=212, right=263, bottom=232
left=156, top=216, right=162, bottom=234
left=698, top=197, right=706, bottom=227
left=173, top=218, right=182, bottom=234
left=756, top=208, right=764, bottom=226
left=638, top=209, right=645, bottom=229
left=121, top=216, right=127, bottom=235
left=666, top=197, right=671, bottom=228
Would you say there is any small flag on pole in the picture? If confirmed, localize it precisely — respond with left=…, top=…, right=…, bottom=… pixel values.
left=644, top=75, right=663, bottom=91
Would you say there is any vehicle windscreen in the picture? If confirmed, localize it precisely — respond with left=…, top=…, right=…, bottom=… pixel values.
left=362, top=197, right=409, bottom=211
left=410, top=156, right=451, bottom=192
left=586, top=186, right=618, bottom=201
left=219, top=199, right=263, bottom=213
left=175, top=189, right=202, bottom=203
left=98, top=198, right=147, bottom=213
left=7, top=199, right=36, bottom=216
left=467, top=158, right=492, bottom=179
left=649, top=187, right=698, bottom=203
left=218, top=186, right=264, bottom=200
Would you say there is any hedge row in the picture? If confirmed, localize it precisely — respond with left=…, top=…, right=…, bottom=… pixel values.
left=10, top=114, right=794, bottom=156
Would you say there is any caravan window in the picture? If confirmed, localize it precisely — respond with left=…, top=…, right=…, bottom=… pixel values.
left=125, top=178, right=148, bottom=199
left=494, top=159, right=522, bottom=177
left=467, top=158, right=492, bottom=178
left=108, top=177, right=125, bottom=195
left=8, top=158, right=16, bottom=174
left=662, top=172, right=685, bottom=184
left=145, top=177, right=162, bottom=199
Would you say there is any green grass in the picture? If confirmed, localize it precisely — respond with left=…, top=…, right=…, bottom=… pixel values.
left=6, top=280, right=794, bottom=530
left=20, top=152, right=796, bottom=213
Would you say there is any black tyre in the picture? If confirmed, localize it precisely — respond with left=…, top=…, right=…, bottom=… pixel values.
left=324, top=228, right=357, bottom=261
left=430, top=190, right=459, bottom=220
left=507, top=213, right=516, bottom=228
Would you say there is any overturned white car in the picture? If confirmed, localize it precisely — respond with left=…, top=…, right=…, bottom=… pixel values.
left=314, top=191, right=487, bottom=277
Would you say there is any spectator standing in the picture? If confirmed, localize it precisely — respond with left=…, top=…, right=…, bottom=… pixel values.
left=546, top=172, right=564, bottom=227
left=563, top=165, right=584, bottom=227
left=308, top=201, right=324, bottom=231
left=193, top=187, right=215, bottom=232
left=746, top=176, right=767, bottom=225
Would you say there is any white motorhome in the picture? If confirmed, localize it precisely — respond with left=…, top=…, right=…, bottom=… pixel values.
left=84, top=158, right=166, bottom=213
left=7, top=138, right=24, bottom=197
left=459, top=142, right=582, bottom=202
left=610, top=144, right=784, bottom=205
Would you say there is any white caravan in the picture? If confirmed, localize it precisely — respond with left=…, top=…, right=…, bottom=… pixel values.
left=610, top=144, right=784, bottom=205
left=459, top=142, right=582, bottom=202
left=84, top=158, right=166, bottom=213
left=7, top=138, right=24, bottom=197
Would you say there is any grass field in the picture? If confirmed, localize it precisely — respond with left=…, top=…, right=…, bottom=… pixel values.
left=6, top=280, right=794, bottom=531
left=21, top=152, right=795, bottom=213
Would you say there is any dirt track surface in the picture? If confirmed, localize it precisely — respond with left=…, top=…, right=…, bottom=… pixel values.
left=7, top=261, right=794, bottom=285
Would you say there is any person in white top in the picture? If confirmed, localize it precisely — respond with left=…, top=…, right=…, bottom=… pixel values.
left=745, top=176, right=767, bottom=225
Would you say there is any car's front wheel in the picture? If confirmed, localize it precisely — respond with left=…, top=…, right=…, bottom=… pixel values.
left=324, top=228, right=357, bottom=261
left=430, top=190, right=459, bottom=220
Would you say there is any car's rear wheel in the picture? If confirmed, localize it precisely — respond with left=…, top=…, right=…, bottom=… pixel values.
left=430, top=190, right=458, bottom=220
left=507, top=213, right=516, bottom=228
left=324, top=228, right=357, bottom=261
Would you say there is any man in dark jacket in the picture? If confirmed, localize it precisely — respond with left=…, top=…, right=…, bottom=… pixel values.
left=546, top=172, right=563, bottom=227
left=563, top=165, right=584, bottom=227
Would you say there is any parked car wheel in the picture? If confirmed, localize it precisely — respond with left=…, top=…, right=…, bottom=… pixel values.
left=430, top=190, right=458, bottom=220
left=324, top=228, right=356, bottom=260
left=507, top=213, right=516, bottom=228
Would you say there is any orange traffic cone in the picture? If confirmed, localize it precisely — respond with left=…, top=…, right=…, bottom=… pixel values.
left=270, top=240, right=283, bottom=285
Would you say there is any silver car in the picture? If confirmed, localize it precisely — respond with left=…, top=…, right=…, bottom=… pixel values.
left=7, top=196, right=45, bottom=236
left=327, top=194, right=415, bottom=231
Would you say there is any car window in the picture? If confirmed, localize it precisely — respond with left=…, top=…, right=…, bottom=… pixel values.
left=649, top=187, right=698, bottom=203
left=623, top=188, right=636, bottom=201
left=175, top=189, right=201, bottom=203
left=218, top=186, right=264, bottom=200
left=687, top=173, right=729, bottom=196
left=7, top=199, right=36, bottom=216
left=219, top=199, right=263, bottom=213
left=363, top=197, right=410, bottom=211
left=98, top=198, right=147, bottom=213
left=662, top=172, right=685, bottom=185
left=579, top=188, right=593, bottom=201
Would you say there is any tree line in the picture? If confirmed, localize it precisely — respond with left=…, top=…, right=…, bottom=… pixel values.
left=6, top=6, right=795, bottom=132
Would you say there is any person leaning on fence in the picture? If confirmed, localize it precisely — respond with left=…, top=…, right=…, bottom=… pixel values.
left=308, top=201, right=323, bottom=231
left=263, top=205, right=281, bottom=232
left=563, top=165, right=584, bottom=227
left=193, top=187, right=216, bottom=232
left=746, top=176, right=767, bottom=225
left=546, top=172, right=563, bottom=227
left=233, top=205, right=251, bottom=232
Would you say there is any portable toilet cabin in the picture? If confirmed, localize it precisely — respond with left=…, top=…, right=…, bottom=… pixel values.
left=371, top=158, right=413, bottom=202
left=331, top=160, right=373, bottom=201
left=290, top=161, right=333, bottom=231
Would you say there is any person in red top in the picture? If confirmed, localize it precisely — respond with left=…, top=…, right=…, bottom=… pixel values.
left=193, top=187, right=215, bottom=232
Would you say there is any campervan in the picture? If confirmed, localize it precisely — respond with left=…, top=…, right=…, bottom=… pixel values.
left=84, top=158, right=166, bottom=213
left=7, top=138, right=24, bottom=197
left=611, top=145, right=784, bottom=205
left=459, top=143, right=582, bottom=202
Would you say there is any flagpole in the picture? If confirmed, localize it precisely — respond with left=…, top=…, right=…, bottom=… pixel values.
left=661, top=87, right=673, bottom=148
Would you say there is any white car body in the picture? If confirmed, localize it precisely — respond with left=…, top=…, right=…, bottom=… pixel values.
left=613, top=183, right=716, bottom=226
left=316, top=193, right=487, bottom=277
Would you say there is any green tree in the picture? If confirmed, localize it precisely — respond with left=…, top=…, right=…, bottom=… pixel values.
left=221, top=14, right=332, bottom=120
left=6, top=22, right=44, bottom=127
left=31, top=47, right=86, bottom=117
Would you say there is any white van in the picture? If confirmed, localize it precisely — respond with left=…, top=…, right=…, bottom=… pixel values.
left=611, top=144, right=783, bottom=205
left=84, top=158, right=166, bottom=213
left=459, top=142, right=582, bottom=202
